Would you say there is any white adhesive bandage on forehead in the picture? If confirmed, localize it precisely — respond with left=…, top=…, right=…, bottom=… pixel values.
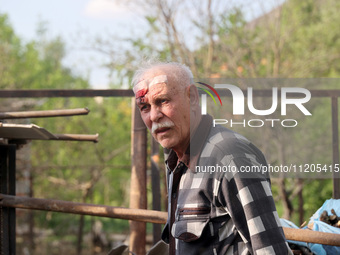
left=133, top=75, right=168, bottom=99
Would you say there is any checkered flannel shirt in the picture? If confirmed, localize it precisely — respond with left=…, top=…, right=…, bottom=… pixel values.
left=161, top=115, right=292, bottom=255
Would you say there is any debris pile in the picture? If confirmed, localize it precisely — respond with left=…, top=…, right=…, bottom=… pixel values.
left=319, top=209, right=340, bottom=228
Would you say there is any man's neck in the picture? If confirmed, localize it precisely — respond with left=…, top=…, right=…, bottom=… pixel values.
left=172, top=142, right=189, bottom=161
left=173, top=113, right=202, bottom=162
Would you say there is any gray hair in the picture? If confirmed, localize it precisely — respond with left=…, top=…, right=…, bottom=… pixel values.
left=132, top=60, right=194, bottom=88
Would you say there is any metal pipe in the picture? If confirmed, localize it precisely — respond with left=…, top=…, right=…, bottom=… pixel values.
left=0, top=89, right=340, bottom=98
left=331, top=97, right=340, bottom=198
left=1, top=194, right=340, bottom=246
left=0, top=108, right=90, bottom=119
left=0, top=146, right=17, bottom=255
left=0, top=89, right=134, bottom=98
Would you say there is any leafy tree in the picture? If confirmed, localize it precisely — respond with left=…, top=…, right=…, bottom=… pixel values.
left=0, top=13, right=132, bottom=254
left=88, top=0, right=340, bottom=225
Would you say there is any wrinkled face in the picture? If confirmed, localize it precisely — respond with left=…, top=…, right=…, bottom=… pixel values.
left=135, top=71, right=191, bottom=153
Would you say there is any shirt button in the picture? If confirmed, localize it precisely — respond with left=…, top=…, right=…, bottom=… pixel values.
left=172, top=193, right=177, bottom=199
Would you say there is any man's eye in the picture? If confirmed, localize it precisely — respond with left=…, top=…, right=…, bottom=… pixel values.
left=141, top=105, right=149, bottom=111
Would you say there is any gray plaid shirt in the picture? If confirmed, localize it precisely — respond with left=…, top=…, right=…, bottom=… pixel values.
left=161, top=115, right=292, bottom=255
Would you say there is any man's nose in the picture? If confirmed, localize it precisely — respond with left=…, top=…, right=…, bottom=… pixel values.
left=150, top=106, right=163, bottom=122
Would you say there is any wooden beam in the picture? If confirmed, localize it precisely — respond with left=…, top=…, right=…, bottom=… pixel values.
left=2, top=194, right=340, bottom=247
left=151, top=138, right=161, bottom=244
left=0, top=194, right=165, bottom=224
left=0, top=108, right=89, bottom=119
left=129, top=100, right=147, bottom=255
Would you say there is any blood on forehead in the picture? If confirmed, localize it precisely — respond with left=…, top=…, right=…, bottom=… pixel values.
left=133, top=75, right=168, bottom=100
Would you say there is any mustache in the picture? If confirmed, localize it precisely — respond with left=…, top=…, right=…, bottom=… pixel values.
left=151, top=121, right=175, bottom=133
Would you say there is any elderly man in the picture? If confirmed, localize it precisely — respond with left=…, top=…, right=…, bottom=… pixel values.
left=132, top=61, right=292, bottom=255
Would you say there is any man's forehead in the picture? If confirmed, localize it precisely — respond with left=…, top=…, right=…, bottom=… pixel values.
left=133, top=74, right=168, bottom=99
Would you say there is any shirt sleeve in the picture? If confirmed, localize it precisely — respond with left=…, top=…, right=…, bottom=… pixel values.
left=217, top=156, right=293, bottom=255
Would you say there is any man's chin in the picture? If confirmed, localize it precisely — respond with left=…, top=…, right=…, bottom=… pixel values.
left=157, top=139, right=175, bottom=149
left=159, top=142, right=171, bottom=149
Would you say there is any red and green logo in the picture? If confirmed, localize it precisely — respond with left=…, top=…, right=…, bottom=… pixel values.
left=196, top=82, right=223, bottom=106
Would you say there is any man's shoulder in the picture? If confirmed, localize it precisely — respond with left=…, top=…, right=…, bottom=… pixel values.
left=200, top=124, right=266, bottom=164
left=205, top=125, right=252, bottom=153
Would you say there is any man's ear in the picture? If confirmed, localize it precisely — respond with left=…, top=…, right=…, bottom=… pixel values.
left=187, top=84, right=199, bottom=106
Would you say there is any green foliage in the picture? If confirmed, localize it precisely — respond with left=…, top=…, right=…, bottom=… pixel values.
left=31, top=97, right=132, bottom=208
left=2, top=0, right=340, bottom=244
left=0, top=13, right=133, bottom=246
left=112, top=0, right=340, bottom=225
left=0, top=14, right=88, bottom=90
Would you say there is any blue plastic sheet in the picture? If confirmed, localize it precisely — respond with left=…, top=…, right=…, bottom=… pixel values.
left=307, top=199, right=340, bottom=255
